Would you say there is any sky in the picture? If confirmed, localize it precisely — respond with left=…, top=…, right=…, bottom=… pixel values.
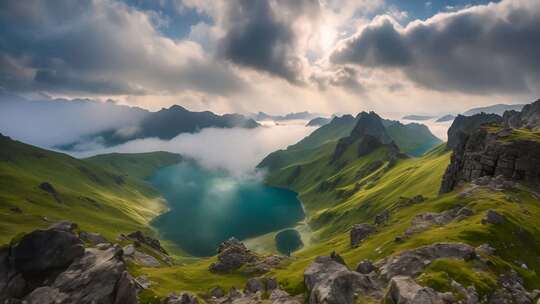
left=1, top=0, right=539, bottom=116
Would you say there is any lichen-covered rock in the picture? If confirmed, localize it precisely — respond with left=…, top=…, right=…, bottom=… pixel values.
left=377, top=243, right=476, bottom=280
left=350, top=224, right=375, bottom=247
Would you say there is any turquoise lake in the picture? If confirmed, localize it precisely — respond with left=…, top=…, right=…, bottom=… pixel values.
left=149, top=161, right=305, bottom=256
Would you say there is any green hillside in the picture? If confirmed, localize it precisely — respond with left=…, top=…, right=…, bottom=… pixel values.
left=258, top=113, right=441, bottom=174
left=0, top=134, right=180, bottom=244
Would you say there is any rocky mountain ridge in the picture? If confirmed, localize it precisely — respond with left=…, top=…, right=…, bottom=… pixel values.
left=441, top=99, right=540, bottom=193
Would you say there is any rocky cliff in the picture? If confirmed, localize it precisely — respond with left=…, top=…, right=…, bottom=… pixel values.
left=441, top=100, right=540, bottom=193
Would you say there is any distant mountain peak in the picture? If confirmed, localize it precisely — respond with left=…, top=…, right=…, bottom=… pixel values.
left=351, top=111, right=392, bottom=144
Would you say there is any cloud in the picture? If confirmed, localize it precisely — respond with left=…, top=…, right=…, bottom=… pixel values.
left=0, top=94, right=148, bottom=147
left=70, top=125, right=316, bottom=176
left=216, top=0, right=320, bottom=83
left=330, top=0, right=540, bottom=94
left=0, top=0, right=245, bottom=96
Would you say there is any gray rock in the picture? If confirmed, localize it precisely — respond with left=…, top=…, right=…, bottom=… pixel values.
left=245, top=278, right=265, bottom=294
left=79, top=231, right=108, bottom=245
left=23, top=287, right=67, bottom=304
left=330, top=251, right=346, bottom=265
left=123, top=244, right=135, bottom=256
left=350, top=224, right=375, bottom=247
left=52, top=246, right=137, bottom=304
left=405, top=208, right=460, bottom=235
left=133, top=250, right=161, bottom=267
left=229, top=287, right=243, bottom=299
left=377, top=243, right=476, bottom=280
left=375, top=210, right=390, bottom=225
left=210, top=286, right=225, bottom=298
left=48, top=221, right=78, bottom=232
left=127, top=230, right=168, bottom=255
left=483, top=210, right=506, bottom=225
left=304, top=256, right=381, bottom=304
left=163, top=292, right=198, bottom=304
left=269, top=289, right=303, bottom=304
left=209, top=238, right=258, bottom=273
left=356, top=260, right=376, bottom=274
left=386, top=276, right=443, bottom=304
left=12, top=227, right=84, bottom=275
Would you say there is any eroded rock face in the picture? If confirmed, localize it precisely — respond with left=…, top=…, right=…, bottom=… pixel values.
left=377, top=243, right=476, bottom=280
left=304, top=256, right=381, bottom=304
left=127, top=230, right=168, bottom=255
left=441, top=108, right=540, bottom=193
left=503, top=99, right=540, bottom=131
left=350, top=224, right=375, bottom=247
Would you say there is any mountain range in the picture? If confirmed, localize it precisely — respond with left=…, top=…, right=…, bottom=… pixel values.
left=1, top=99, right=540, bottom=304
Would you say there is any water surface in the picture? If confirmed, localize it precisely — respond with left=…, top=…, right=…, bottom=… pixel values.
left=150, top=162, right=304, bottom=256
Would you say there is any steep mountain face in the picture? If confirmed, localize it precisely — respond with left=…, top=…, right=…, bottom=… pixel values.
left=441, top=99, right=540, bottom=193
left=384, top=120, right=442, bottom=156
left=446, top=113, right=502, bottom=150
left=332, top=112, right=396, bottom=162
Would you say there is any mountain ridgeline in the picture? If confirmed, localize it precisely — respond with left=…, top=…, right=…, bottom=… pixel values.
left=61, top=104, right=260, bottom=149
left=258, top=111, right=441, bottom=173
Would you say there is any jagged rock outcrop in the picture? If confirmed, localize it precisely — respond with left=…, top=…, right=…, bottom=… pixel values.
left=209, top=238, right=258, bottom=273
left=503, top=99, right=540, bottom=130
left=441, top=110, right=540, bottom=193
left=0, top=222, right=137, bottom=304
left=332, top=112, right=396, bottom=162
left=127, top=230, right=168, bottom=255
left=446, top=113, right=502, bottom=150
left=304, top=255, right=382, bottom=304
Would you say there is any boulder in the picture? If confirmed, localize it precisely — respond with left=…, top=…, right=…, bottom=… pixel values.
left=48, top=221, right=78, bottom=233
left=377, top=243, right=476, bottom=280
left=304, top=256, right=381, bottom=304
left=385, top=276, right=443, bottom=304
left=210, top=287, right=225, bottom=298
left=356, top=260, right=376, bottom=274
left=12, top=228, right=85, bottom=276
left=244, top=278, right=265, bottom=294
left=483, top=210, right=506, bottom=225
left=123, top=244, right=135, bottom=256
left=374, top=210, right=390, bottom=225
left=350, top=224, right=375, bottom=247
left=163, top=292, right=198, bottom=304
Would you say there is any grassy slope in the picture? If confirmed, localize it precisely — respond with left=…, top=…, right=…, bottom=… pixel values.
left=0, top=135, right=180, bottom=244
left=264, top=144, right=540, bottom=296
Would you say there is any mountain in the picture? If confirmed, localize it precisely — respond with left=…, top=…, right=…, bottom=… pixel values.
left=250, top=111, right=318, bottom=121
left=436, top=114, right=456, bottom=122
left=61, top=104, right=260, bottom=149
left=0, top=133, right=181, bottom=244
left=306, top=117, right=331, bottom=127
left=401, top=114, right=436, bottom=121
left=259, top=112, right=441, bottom=173
left=463, top=103, right=525, bottom=116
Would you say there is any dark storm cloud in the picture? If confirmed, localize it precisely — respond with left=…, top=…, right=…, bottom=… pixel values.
left=331, top=0, right=540, bottom=94
left=219, top=0, right=319, bottom=83
left=0, top=0, right=245, bottom=96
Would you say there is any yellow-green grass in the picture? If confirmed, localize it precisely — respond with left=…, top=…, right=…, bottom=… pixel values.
left=0, top=135, right=180, bottom=244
